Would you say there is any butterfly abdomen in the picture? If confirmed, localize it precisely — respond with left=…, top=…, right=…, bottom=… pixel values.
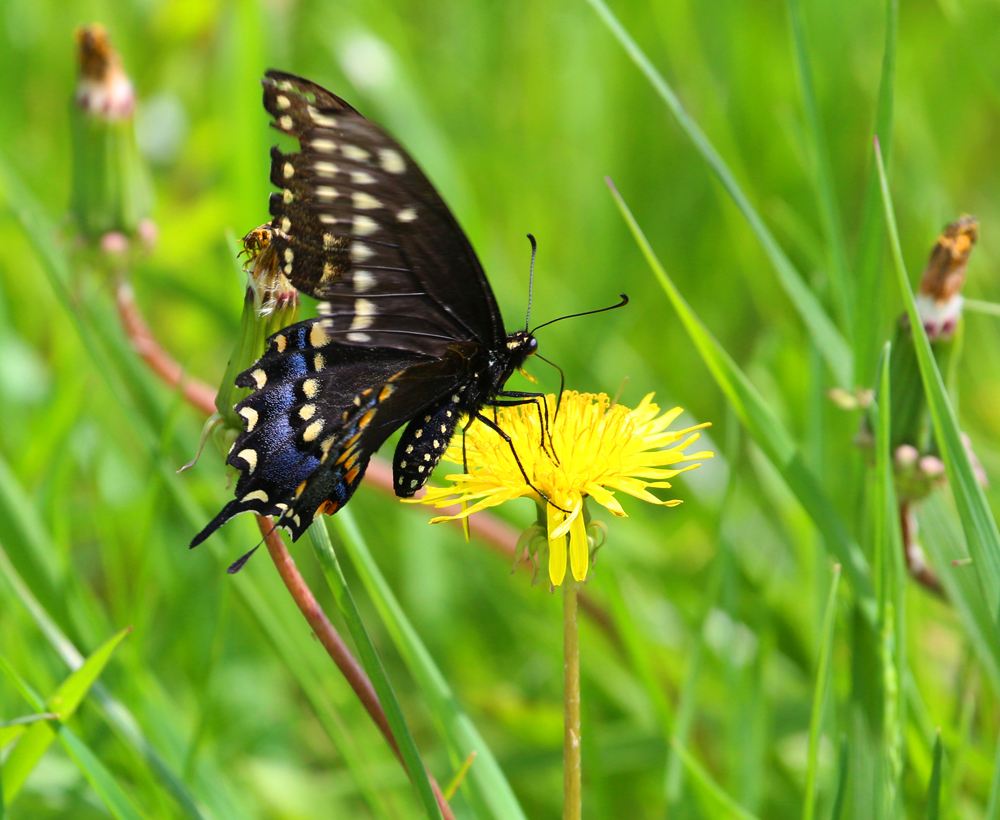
left=393, top=394, right=464, bottom=497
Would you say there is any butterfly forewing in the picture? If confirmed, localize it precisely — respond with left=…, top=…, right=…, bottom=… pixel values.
left=262, top=70, right=503, bottom=351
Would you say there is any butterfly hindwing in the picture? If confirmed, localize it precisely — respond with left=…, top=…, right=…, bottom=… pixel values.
left=191, top=318, right=429, bottom=546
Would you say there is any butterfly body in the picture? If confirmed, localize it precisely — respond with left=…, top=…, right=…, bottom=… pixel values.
left=191, top=71, right=541, bottom=551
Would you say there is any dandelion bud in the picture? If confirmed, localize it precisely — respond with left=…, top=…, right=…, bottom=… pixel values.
left=914, top=215, right=978, bottom=342
left=70, top=24, right=153, bottom=242
left=884, top=216, right=979, bottom=455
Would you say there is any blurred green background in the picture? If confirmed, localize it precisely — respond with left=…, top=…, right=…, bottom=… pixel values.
left=2, top=0, right=1000, bottom=817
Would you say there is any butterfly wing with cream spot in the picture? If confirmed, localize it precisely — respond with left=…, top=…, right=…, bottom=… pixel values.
left=262, top=70, right=504, bottom=356
left=287, top=344, right=484, bottom=533
left=190, top=318, right=430, bottom=546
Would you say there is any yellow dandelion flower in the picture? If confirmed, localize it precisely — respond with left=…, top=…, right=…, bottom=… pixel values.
left=416, top=391, right=713, bottom=586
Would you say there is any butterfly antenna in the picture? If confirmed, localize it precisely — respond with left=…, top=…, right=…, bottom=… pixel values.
left=530, top=293, right=629, bottom=334
left=525, top=233, right=538, bottom=331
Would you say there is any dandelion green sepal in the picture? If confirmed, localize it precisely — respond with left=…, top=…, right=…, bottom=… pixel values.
left=415, top=390, right=712, bottom=586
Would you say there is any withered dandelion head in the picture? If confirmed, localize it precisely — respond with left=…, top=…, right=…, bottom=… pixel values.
left=416, top=391, right=713, bottom=586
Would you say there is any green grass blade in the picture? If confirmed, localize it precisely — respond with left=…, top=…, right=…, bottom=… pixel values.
left=917, top=496, right=1000, bottom=692
left=604, top=570, right=675, bottom=732
left=875, top=139, right=1000, bottom=624
left=664, top=536, right=734, bottom=804
left=53, top=725, right=150, bottom=820
left=786, top=0, right=852, bottom=339
left=0, top=714, right=58, bottom=747
left=802, top=563, right=841, bottom=820
left=0, top=521, right=220, bottom=820
left=609, top=180, right=875, bottom=616
left=0, top=658, right=148, bottom=820
left=986, top=726, right=1000, bottom=818
left=327, top=510, right=529, bottom=820
left=829, top=737, right=850, bottom=820
left=585, top=0, right=852, bottom=388
left=671, top=739, right=761, bottom=820
left=927, top=731, right=943, bottom=820
left=852, top=0, right=898, bottom=380
left=308, top=519, right=445, bottom=820
left=1, top=626, right=131, bottom=803
left=873, top=343, right=906, bottom=812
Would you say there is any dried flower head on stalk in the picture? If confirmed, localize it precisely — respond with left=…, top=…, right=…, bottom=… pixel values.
left=70, top=24, right=154, bottom=246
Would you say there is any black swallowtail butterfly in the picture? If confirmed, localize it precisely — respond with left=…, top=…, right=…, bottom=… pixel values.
left=191, top=70, right=573, bottom=565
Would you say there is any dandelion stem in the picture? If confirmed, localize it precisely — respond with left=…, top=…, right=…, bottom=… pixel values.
left=564, top=580, right=582, bottom=820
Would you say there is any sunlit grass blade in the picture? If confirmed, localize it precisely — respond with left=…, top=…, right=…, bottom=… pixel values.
left=963, top=299, right=1000, bottom=318
left=4, top=670, right=149, bottom=820
left=1, top=657, right=148, bottom=820
left=671, top=739, right=761, bottom=820
left=852, top=0, right=898, bottom=380
left=927, top=731, right=943, bottom=820
left=326, top=511, right=529, bottom=820
left=1, top=626, right=131, bottom=803
left=986, top=727, right=1000, bottom=818
left=609, top=179, right=875, bottom=615
left=308, top=519, right=445, bottom=820
left=802, top=563, right=841, bottom=820
left=875, top=138, right=1000, bottom=624
left=0, top=533, right=228, bottom=820
left=0, top=713, right=59, bottom=747
left=786, top=0, right=852, bottom=338
left=585, top=0, right=852, bottom=388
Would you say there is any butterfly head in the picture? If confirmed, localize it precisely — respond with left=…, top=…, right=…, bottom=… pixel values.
left=504, top=329, right=538, bottom=363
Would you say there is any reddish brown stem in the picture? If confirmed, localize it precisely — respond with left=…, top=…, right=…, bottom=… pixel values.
left=256, top=517, right=456, bottom=820
left=256, top=515, right=398, bottom=754
left=899, top=502, right=946, bottom=599
left=116, top=282, right=218, bottom=415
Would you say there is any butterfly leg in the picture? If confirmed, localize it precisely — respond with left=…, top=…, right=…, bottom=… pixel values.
left=472, top=412, right=571, bottom=514
left=490, top=391, right=559, bottom=464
